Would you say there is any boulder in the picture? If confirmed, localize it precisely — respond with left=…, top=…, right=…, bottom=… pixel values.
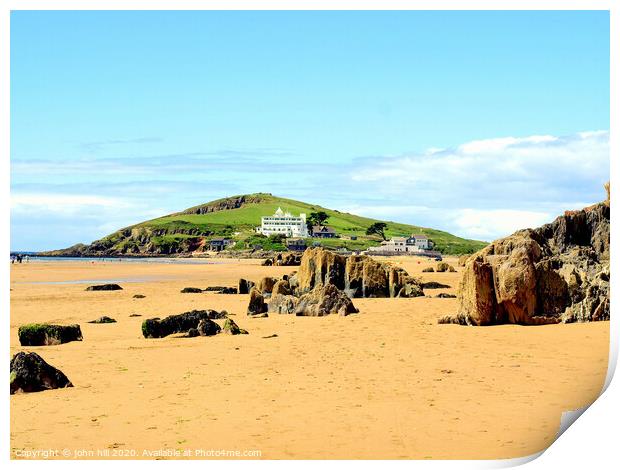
left=238, top=278, right=255, bottom=294
left=204, top=286, right=238, bottom=294
left=88, top=316, right=117, bottom=324
left=422, top=267, right=434, bottom=272
left=141, top=309, right=227, bottom=338
left=436, top=293, right=457, bottom=298
left=18, top=324, right=83, bottom=346
left=247, top=287, right=268, bottom=316
left=272, top=279, right=291, bottom=296
left=10, top=352, right=73, bottom=394
left=297, top=248, right=347, bottom=293
left=180, top=287, right=203, bottom=293
left=268, top=294, right=299, bottom=314
left=396, top=283, right=424, bottom=298
left=133, top=294, right=146, bottom=299
left=222, top=318, right=249, bottom=335
left=85, top=284, right=122, bottom=291
left=294, top=284, right=359, bottom=317
left=197, top=318, right=221, bottom=336
left=444, top=198, right=610, bottom=325
left=187, top=328, right=200, bottom=338
left=257, top=276, right=278, bottom=294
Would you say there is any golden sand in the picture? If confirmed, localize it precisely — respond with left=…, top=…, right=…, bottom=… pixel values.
left=10, top=256, right=609, bottom=459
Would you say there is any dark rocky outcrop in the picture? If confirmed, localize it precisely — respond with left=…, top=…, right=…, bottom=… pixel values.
left=295, top=284, right=359, bottom=317
left=247, top=288, right=268, bottom=316
left=10, top=352, right=73, bottom=394
left=422, top=281, right=451, bottom=289
left=85, top=284, right=123, bottom=291
left=296, top=247, right=423, bottom=298
left=441, top=196, right=610, bottom=326
left=436, top=293, right=457, bottom=298
left=180, top=287, right=203, bottom=293
left=222, top=318, right=249, bottom=335
left=197, top=318, right=221, bottom=336
left=422, top=267, right=434, bottom=272
left=141, top=309, right=227, bottom=338
left=238, top=278, right=256, bottom=294
left=18, top=324, right=83, bottom=346
left=133, top=294, right=146, bottom=299
left=88, top=316, right=117, bottom=324
left=204, top=286, right=238, bottom=294
left=272, top=279, right=291, bottom=296
left=263, top=252, right=303, bottom=267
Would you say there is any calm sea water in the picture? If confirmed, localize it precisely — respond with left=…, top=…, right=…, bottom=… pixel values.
left=10, top=255, right=225, bottom=265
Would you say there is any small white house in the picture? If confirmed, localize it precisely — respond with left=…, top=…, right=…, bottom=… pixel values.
left=367, top=233, right=434, bottom=254
left=256, top=207, right=309, bottom=237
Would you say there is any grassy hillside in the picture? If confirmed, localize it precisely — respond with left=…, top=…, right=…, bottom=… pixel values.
left=43, top=193, right=487, bottom=256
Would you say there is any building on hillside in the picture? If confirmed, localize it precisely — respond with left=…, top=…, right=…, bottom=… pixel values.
left=256, top=207, right=309, bottom=237
left=209, top=238, right=233, bottom=252
left=367, top=233, right=435, bottom=255
left=408, top=234, right=433, bottom=250
left=311, top=225, right=338, bottom=238
left=286, top=238, right=307, bottom=251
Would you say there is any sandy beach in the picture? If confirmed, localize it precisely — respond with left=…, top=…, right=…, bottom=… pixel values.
left=10, top=256, right=610, bottom=460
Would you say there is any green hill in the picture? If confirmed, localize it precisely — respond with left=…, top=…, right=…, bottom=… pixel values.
left=41, top=193, right=487, bottom=256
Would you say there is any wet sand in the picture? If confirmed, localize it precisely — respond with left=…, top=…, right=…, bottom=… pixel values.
left=10, top=256, right=609, bottom=459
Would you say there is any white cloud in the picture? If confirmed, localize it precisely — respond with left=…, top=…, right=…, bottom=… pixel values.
left=11, top=193, right=133, bottom=216
left=349, top=130, right=609, bottom=241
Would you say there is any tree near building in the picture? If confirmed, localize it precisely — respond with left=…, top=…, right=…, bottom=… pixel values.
left=366, top=222, right=388, bottom=241
left=306, top=211, right=330, bottom=234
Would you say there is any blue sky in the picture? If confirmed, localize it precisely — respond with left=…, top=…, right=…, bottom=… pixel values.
left=10, top=10, right=610, bottom=251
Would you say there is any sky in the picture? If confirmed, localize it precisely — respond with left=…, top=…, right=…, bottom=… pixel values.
left=10, top=10, right=610, bottom=251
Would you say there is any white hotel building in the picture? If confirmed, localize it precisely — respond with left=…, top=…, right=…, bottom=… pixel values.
left=256, top=207, right=309, bottom=237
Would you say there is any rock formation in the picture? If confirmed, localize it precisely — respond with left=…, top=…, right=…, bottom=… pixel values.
left=294, top=284, right=359, bottom=317
left=440, top=196, right=610, bottom=326
left=197, top=318, right=221, bottom=336
left=262, top=252, right=303, bottom=266
left=18, top=324, right=83, bottom=346
left=88, top=316, right=117, bottom=324
left=142, top=309, right=227, bottom=338
left=257, top=276, right=278, bottom=294
left=222, top=318, right=249, bottom=335
left=10, top=352, right=73, bottom=394
left=296, top=247, right=423, bottom=298
left=180, top=287, right=203, bottom=293
left=436, top=262, right=456, bottom=273
left=238, top=278, right=255, bottom=294
left=85, top=283, right=123, bottom=291
left=247, top=288, right=268, bottom=316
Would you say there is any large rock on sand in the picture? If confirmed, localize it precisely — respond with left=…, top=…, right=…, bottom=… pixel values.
left=85, top=283, right=122, bottom=291
left=142, top=309, right=227, bottom=338
left=257, top=276, right=278, bottom=294
left=238, top=278, right=255, bottom=294
left=247, top=287, right=268, bottom=316
left=297, top=247, right=423, bottom=298
left=10, top=352, right=73, bottom=394
left=268, top=294, right=299, bottom=314
left=294, top=284, right=359, bottom=317
left=18, top=324, right=83, bottom=346
left=441, top=197, right=610, bottom=326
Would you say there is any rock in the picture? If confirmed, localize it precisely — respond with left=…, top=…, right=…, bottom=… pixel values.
left=445, top=198, right=609, bottom=325
left=222, top=318, right=249, bottom=335
left=297, top=247, right=423, bottom=298
left=238, top=278, right=255, bottom=294
left=247, top=287, right=268, bottom=316
left=436, top=293, right=457, bottom=298
left=197, top=318, right=221, bottom=336
left=10, top=352, right=73, bottom=394
left=257, top=276, right=278, bottom=294
left=180, top=287, right=203, bottom=293
left=129, top=314, right=142, bottom=317
left=85, top=283, right=122, bottom=291
left=88, top=316, right=117, bottom=324
left=268, top=294, right=299, bottom=314
left=294, top=284, right=359, bottom=317
left=18, top=324, right=83, bottom=346
left=204, top=286, right=238, bottom=294
left=133, top=294, right=146, bottom=299
left=396, top=283, right=424, bottom=298
left=262, top=258, right=273, bottom=266
left=141, top=309, right=227, bottom=338
left=422, top=281, right=451, bottom=289
left=272, top=280, right=291, bottom=296
left=422, top=267, right=434, bottom=272
left=436, top=262, right=455, bottom=273
left=458, top=255, right=469, bottom=267
left=187, top=328, right=200, bottom=337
